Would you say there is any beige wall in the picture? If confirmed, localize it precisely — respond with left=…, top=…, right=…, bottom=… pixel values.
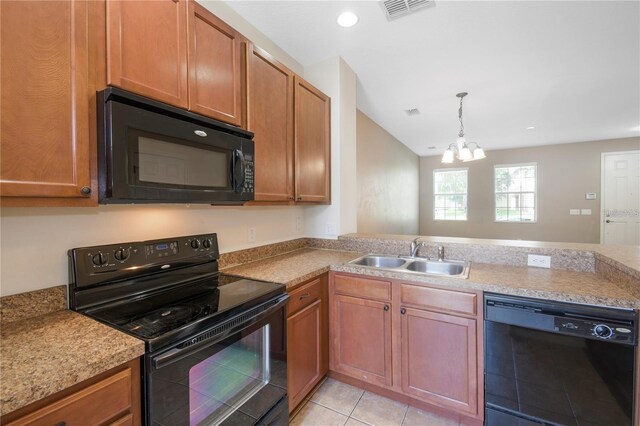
left=419, top=137, right=640, bottom=243
left=357, top=110, right=419, bottom=235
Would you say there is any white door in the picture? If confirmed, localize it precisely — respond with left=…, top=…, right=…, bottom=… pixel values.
left=601, top=151, right=640, bottom=245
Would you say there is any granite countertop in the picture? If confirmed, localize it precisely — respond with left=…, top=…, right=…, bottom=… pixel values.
left=223, top=247, right=639, bottom=310
left=0, top=310, right=145, bottom=416
left=339, top=233, right=640, bottom=280
left=333, top=262, right=640, bottom=310
left=222, top=248, right=364, bottom=289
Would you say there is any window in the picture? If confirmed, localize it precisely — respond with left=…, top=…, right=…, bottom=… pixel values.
left=495, top=164, right=536, bottom=222
left=434, top=169, right=468, bottom=221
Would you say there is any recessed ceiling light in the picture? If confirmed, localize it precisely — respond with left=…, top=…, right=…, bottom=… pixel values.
left=337, top=11, right=358, bottom=28
left=526, top=126, right=535, bottom=130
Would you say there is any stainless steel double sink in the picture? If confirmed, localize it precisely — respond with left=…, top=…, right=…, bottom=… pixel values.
left=348, top=254, right=470, bottom=278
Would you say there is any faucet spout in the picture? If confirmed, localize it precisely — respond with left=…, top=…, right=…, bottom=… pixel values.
left=410, top=238, right=427, bottom=258
left=437, top=246, right=445, bottom=261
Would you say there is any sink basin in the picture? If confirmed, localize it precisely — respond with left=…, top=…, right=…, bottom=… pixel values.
left=406, top=260, right=465, bottom=276
left=348, top=254, right=470, bottom=279
left=350, top=255, right=407, bottom=268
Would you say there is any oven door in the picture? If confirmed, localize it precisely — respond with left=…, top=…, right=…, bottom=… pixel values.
left=145, top=296, right=288, bottom=426
left=99, top=88, right=254, bottom=204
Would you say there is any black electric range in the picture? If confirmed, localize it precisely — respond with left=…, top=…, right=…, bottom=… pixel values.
left=69, top=233, right=289, bottom=426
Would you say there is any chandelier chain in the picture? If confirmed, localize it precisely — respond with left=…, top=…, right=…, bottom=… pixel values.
left=458, top=96, right=464, bottom=138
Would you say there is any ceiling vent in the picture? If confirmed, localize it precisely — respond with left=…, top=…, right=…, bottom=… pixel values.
left=405, top=108, right=420, bottom=116
left=381, top=0, right=433, bottom=21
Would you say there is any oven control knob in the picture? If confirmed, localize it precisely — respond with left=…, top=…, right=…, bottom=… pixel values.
left=202, top=239, right=211, bottom=249
left=594, top=324, right=613, bottom=338
left=91, top=252, right=108, bottom=266
left=190, top=239, right=200, bottom=249
left=114, top=248, right=130, bottom=262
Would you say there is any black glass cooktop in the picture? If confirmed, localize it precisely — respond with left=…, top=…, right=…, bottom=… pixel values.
left=84, top=274, right=284, bottom=349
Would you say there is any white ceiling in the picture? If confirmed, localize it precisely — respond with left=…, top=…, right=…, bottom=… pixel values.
left=226, top=0, right=640, bottom=156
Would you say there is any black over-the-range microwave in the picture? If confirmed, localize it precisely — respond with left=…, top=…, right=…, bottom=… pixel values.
left=97, top=87, right=254, bottom=204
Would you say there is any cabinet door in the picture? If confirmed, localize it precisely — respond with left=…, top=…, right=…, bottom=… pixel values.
left=287, top=299, right=323, bottom=413
left=0, top=0, right=92, bottom=199
left=330, top=294, right=392, bottom=388
left=107, top=0, right=188, bottom=108
left=248, top=45, right=294, bottom=202
left=188, top=2, right=244, bottom=126
left=400, top=307, right=478, bottom=415
left=294, top=76, right=331, bottom=203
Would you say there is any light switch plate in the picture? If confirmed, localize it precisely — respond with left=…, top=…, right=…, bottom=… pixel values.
left=528, top=254, right=551, bottom=268
left=585, top=193, right=597, bottom=200
left=581, top=209, right=592, bottom=215
left=569, top=209, right=580, bottom=215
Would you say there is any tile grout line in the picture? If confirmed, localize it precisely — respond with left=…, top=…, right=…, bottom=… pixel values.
left=347, top=390, right=368, bottom=424
left=399, top=404, right=409, bottom=426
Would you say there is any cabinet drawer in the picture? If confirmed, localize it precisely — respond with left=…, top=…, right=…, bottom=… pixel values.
left=333, top=274, right=391, bottom=302
left=400, top=284, right=477, bottom=316
left=7, top=368, right=132, bottom=426
left=288, top=277, right=323, bottom=316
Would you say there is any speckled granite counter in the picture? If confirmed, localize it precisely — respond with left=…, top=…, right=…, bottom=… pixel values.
left=0, top=310, right=145, bottom=416
left=222, top=248, right=363, bottom=289
left=333, top=262, right=640, bottom=310
left=221, top=247, right=638, bottom=309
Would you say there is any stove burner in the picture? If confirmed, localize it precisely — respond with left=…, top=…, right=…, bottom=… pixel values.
left=126, top=305, right=203, bottom=337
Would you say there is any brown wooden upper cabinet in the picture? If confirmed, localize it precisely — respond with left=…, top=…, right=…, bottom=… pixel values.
left=107, top=0, right=189, bottom=109
left=248, top=50, right=331, bottom=204
left=188, top=2, right=245, bottom=126
left=294, top=76, right=331, bottom=203
left=247, top=45, right=295, bottom=202
left=107, top=0, right=245, bottom=126
left=0, top=0, right=95, bottom=204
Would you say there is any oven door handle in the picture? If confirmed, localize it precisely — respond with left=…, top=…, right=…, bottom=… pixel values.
left=152, top=294, right=288, bottom=370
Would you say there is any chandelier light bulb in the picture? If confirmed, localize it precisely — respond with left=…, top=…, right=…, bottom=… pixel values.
left=473, top=147, right=486, bottom=160
left=441, top=149, right=454, bottom=163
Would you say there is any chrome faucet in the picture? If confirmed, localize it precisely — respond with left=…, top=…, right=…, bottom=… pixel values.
left=437, top=246, right=445, bottom=261
left=409, top=237, right=428, bottom=258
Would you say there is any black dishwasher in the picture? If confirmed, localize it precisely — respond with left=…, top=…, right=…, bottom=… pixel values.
left=484, top=293, right=637, bottom=426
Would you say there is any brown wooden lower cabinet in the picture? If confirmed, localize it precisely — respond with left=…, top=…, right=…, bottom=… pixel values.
left=328, top=272, right=483, bottom=423
left=2, top=358, right=141, bottom=426
left=287, top=274, right=329, bottom=413
left=330, top=294, right=393, bottom=388
left=400, top=307, right=478, bottom=414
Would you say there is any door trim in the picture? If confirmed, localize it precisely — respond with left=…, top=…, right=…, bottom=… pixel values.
left=600, top=150, right=640, bottom=243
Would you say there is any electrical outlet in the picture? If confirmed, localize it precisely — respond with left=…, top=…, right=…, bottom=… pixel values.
left=528, top=254, right=551, bottom=268
left=247, top=228, right=256, bottom=243
left=296, top=216, right=303, bottom=232
left=569, top=209, right=580, bottom=215
left=581, top=209, right=592, bottom=215
left=325, top=222, right=337, bottom=236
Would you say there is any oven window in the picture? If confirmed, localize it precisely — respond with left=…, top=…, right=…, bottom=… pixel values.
left=188, top=325, right=270, bottom=426
left=136, top=135, right=229, bottom=188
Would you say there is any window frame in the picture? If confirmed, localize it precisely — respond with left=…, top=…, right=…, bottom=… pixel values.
left=493, top=162, right=538, bottom=223
left=433, top=167, right=469, bottom=222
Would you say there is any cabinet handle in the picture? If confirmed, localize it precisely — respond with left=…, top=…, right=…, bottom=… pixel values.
left=80, top=186, right=91, bottom=195
left=384, top=305, right=389, bottom=311
left=55, top=422, right=66, bottom=426
left=400, top=308, right=406, bottom=315
left=299, top=293, right=311, bottom=300
left=297, top=196, right=302, bottom=201
left=288, top=196, right=294, bottom=200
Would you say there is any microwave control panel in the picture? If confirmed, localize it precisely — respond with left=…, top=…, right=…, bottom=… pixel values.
left=244, top=155, right=254, bottom=193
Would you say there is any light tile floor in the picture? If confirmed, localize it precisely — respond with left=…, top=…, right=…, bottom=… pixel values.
left=290, top=378, right=461, bottom=426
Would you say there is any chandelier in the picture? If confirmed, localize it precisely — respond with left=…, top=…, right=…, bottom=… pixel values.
left=441, top=92, right=486, bottom=163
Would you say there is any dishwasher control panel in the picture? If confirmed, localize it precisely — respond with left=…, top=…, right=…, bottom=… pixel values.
left=555, top=318, right=634, bottom=343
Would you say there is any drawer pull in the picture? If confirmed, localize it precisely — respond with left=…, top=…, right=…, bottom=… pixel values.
left=400, top=308, right=406, bottom=315
left=383, top=305, right=389, bottom=311
left=299, top=293, right=311, bottom=300
left=55, top=422, right=66, bottom=426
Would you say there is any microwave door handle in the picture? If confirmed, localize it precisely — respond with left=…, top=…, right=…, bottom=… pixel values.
left=232, top=149, right=245, bottom=193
